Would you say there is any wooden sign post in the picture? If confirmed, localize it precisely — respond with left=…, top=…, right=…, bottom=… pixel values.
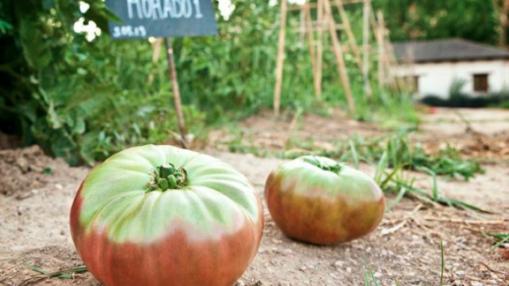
left=105, top=0, right=218, bottom=147
left=164, top=38, right=187, bottom=147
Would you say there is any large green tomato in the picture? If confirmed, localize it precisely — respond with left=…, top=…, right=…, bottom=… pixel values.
left=265, top=156, right=384, bottom=245
left=70, top=145, right=263, bottom=286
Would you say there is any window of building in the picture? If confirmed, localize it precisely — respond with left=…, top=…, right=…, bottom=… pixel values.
left=473, top=73, right=489, bottom=93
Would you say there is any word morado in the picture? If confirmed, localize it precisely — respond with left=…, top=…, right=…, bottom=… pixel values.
left=127, top=0, right=204, bottom=20
left=106, top=0, right=217, bottom=38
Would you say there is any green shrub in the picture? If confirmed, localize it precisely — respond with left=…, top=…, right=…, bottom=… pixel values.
left=0, top=0, right=419, bottom=164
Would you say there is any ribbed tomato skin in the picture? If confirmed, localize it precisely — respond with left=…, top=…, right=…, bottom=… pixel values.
left=265, top=156, right=384, bottom=245
left=69, top=145, right=263, bottom=286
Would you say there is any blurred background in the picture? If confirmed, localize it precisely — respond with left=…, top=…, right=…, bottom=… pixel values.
left=0, top=0, right=508, bottom=165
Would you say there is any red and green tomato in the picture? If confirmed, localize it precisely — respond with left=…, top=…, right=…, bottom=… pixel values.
left=70, top=145, right=263, bottom=286
left=265, top=156, right=384, bottom=245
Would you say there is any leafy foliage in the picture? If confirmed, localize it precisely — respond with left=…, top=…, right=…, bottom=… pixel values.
left=282, top=133, right=483, bottom=180
left=375, top=153, right=488, bottom=213
left=487, top=233, right=509, bottom=248
left=375, top=0, right=501, bottom=44
left=0, top=0, right=204, bottom=165
left=1, top=0, right=506, bottom=165
left=0, top=0, right=418, bottom=164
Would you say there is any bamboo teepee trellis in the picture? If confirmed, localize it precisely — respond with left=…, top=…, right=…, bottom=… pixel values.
left=273, top=0, right=396, bottom=115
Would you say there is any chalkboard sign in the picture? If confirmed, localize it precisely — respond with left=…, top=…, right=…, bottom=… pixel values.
left=106, top=0, right=217, bottom=39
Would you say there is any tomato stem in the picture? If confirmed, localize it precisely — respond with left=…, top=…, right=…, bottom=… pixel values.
left=146, top=163, right=188, bottom=192
left=302, top=157, right=343, bottom=174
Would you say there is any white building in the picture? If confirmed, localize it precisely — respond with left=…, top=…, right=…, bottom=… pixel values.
left=391, top=39, right=509, bottom=99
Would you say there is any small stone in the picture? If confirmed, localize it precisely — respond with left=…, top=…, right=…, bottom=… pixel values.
left=299, top=266, right=307, bottom=272
left=346, top=267, right=352, bottom=273
left=272, top=238, right=282, bottom=244
left=283, top=248, right=293, bottom=255
left=471, top=282, right=483, bottom=286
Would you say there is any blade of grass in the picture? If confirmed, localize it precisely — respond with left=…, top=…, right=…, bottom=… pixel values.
left=21, top=265, right=88, bottom=286
left=387, top=178, right=490, bottom=213
left=349, top=139, right=360, bottom=168
left=486, top=233, right=509, bottom=248
left=387, top=185, right=408, bottom=211
left=374, top=151, right=388, bottom=184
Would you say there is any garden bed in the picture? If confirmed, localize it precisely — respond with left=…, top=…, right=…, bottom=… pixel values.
left=1, top=108, right=508, bottom=285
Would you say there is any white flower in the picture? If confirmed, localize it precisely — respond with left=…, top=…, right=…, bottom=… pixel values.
left=217, top=0, right=235, bottom=21
left=269, top=0, right=307, bottom=7
left=79, top=1, right=90, bottom=13
left=73, top=17, right=101, bottom=42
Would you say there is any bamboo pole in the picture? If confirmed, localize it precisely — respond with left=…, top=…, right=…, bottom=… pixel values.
left=334, top=0, right=363, bottom=69
left=362, top=0, right=372, bottom=97
left=324, top=0, right=356, bottom=114
left=375, top=10, right=386, bottom=88
left=299, top=5, right=306, bottom=44
left=164, top=38, right=188, bottom=148
left=303, top=4, right=320, bottom=98
left=378, top=11, right=401, bottom=90
left=273, top=0, right=288, bottom=116
left=316, top=0, right=324, bottom=99
left=288, top=0, right=366, bottom=11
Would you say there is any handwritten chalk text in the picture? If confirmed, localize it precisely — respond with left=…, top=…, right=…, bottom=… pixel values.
left=127, top=0, right=203, bottom=19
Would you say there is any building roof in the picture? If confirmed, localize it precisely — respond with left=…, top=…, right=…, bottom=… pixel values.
left=393, top=38, right=509, bottom=63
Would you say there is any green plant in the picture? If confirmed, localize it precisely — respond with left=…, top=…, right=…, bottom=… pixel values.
left=1, top=0, right=424, bottom=164
left=375, top=152, right=489, bottom=213
left=265, top=155, right=385, bottom=245
left=375, top=0, right=500, bottom=44
left=30, top=265, right=87, bottom=280
left=0, top=19, right=12, bottom=33
left=363, top=270, right=382, bottom=286
left=281, top=133, right=483, bottom=180
left=382, top=135, right=483, bottom=180
left=487, top=233, right=509, bottom=248
left=70, top=145, right=263, bottom=286
left=448, top=79, right=467, bottom=99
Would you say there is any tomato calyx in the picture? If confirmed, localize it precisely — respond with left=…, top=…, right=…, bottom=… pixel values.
left=302, top=156, right=342, bottom=174
left=146, top=163, right=188, bottom=192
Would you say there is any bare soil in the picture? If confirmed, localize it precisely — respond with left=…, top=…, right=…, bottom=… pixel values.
left=1, top=108, right=508, bottom=286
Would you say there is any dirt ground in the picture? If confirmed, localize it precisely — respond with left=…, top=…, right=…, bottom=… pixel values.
left=1, top=108, right=508, bottom=285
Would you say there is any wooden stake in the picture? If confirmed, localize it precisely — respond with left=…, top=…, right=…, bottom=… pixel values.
left=316, top=0, right=324, bottom=99
left=377, top=11, right=400, bottom=90
left=362, top=0, right=372, bottom=97
left=273, top=0, right=288, bottom=116
left=303, top=4, right=320, bottom=98
left=324, top=0, right=356, bottom=114
left=164, top=38, right=188, bottom=148
left=375, top=10, right=386, bottom=88
left=334, top=0, right=363, bottom=69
